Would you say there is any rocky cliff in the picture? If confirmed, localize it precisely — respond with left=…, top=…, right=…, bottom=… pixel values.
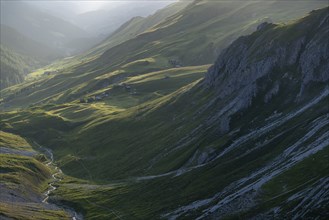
left=162, top=8, right=329, bottom=219
left=204, top=7, right=328, bottom=132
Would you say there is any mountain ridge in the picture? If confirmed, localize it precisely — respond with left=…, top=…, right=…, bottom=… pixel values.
left=203, top=7, right=329, bottom=133
left=2, top=0, right=326, bottom=110
left=0, top=45, right=42, bottom=89
left=0, top=0, right=96, bottom=56
left=0, top=24, right=61, bottom=60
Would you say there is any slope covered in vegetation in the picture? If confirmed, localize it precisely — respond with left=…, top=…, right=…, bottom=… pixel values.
left=1, top=0, right=326, bottom=108
left=0, top=45, right=41, bottom=89
left=1, top=6, right=328, bottom=219
left=0, top=131, right=74, bottom=219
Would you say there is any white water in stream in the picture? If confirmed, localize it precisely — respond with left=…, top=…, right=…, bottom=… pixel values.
left=38, top=145, right=81, bottom=220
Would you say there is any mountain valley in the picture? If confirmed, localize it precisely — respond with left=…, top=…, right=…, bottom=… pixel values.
left=0, top=1, right=328, bottom=219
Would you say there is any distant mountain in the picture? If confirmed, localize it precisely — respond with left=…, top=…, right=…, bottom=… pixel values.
left=96, top=0, right=328, bottom=67
left=0, top=25, right=62, bottom=89
left=1, top=0, right=327, bottom=108
left=0, top=1, right=96, bottom=56
left=73, top=1, right=179, bottom=37
left=87, top=1, right=190, bottom=56
left=0, top=45, right=40, bottom=89
left=25, top=0, right=178, bottom=42
left=0, top=25, right=61, bottom=60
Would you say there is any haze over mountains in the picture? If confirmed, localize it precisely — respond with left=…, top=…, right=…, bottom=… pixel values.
left=0, top=1, right=328, bottom=220
left=1, top=0, right=175, bottom=55
left=1, top=1, right=91, bottom=55
left=0, top=0, right=177, bottom=89
left=27, top=0, right=178, bottom=37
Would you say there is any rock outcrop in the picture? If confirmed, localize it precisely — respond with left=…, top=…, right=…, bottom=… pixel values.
left=204, top=7, right=329, bottom=132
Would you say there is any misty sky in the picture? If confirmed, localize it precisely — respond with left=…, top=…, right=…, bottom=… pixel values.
left=1, top=0, right=180, bottom=39
left=26, top=0, right=178, bottom=14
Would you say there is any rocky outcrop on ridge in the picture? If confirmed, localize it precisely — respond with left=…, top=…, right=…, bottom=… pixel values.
left=204, top=7, right=329, bottom=132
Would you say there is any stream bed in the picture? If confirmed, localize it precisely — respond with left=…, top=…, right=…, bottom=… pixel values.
left=36, top=143, right=83, bottom=220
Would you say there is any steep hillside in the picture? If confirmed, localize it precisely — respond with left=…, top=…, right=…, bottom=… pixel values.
left=73, top=1, right=180, bottom=37
left=1, top=0, right=326, bottom=109
left=0, top=131, right=74, bottom=219
left=1, top=7, right=328, bottom=219
left=87, top=1, right=190, bottom=56
left=0, top=1, right=95, bottom=56
left=59, top=7, right=329, bottom=219
left=0, top=24, right=62, bottom=89
left=98, top=0, right=327, bottom=65
left=0, top=25, right=61, bottom=60
left=0, top=1, right=186, bottom=93
left=0, top=45, right=41, bottom=89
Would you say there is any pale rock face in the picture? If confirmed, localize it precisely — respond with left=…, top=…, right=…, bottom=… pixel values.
left=203, top=11, right=329, bottom=133
left=264, top=81, right=280, bottom=103
left=163, top=9, right=329, bottom=220
left=256, top=22, right=271, bottom=31
left=299, top=28, right=329, bottom=85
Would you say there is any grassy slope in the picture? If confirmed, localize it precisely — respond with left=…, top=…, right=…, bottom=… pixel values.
left=0, top=3, right=328, bottom=220
left=1, top=79, right=327, bottom=219
left=1, top=0, right=326, bottom=109
left=16, top=0, right=189, bottom=83
left=0, top=72, right=208, bottom=181
left=54, top=148, right=329, bottom=219
left=87, top=1, right=190, bottom=58
left=0, top=45, right=41, bottom=90
left=2, top=7, right=328, bottom=219
left=0, top=131, right=71, bottom=219
left=0, top=130, right=31, bottom=150
left=15, top=75, right=326, bottom=219
left=0, top=0, right=189, bottom=107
